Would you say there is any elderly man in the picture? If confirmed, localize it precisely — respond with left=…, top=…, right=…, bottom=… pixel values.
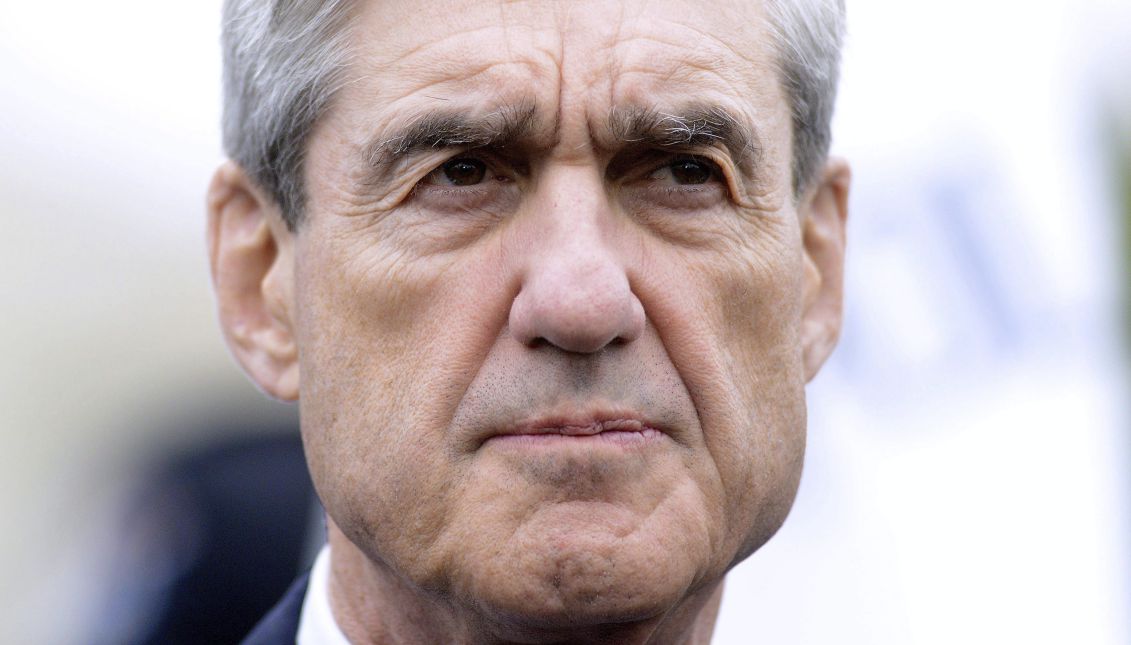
left=207, top=0, right=849, bottom=642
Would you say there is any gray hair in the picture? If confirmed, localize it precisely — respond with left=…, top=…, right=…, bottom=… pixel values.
left=220, top=0, right=354, bottom=228
left=220, top=0, right=845, bottom=229
left=765, top=0, right=847, bottom=196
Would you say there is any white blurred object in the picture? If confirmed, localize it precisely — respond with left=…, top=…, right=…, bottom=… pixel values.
left=718, top=1, right=1130, bottom=643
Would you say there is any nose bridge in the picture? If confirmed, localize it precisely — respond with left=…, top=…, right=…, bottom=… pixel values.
left=509, top=165, right=645, bottom=353
left=537, top=167, right=610, bottom=269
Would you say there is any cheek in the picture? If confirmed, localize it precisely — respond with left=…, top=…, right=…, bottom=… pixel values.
left=294, top=237, right=450, bottom=427
left=292, top=226, right=510, bottom=575
left=638, top=221, right=807, bottom=556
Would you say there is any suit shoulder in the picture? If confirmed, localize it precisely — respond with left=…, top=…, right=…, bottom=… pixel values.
left=241, top=572, right=310, bottom=645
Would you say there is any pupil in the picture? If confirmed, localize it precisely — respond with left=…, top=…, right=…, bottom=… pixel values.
left=671, top=159, right=711, bottom=185
left=443, top=158, right=487, bottom=186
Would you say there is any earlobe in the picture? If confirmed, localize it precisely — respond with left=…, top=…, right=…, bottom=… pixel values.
left=206, top=161, right=300, bottom=400
left=799, top=158, right=850, bottom=382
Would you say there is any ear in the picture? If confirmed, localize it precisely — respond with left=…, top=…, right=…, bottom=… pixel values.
left=799, top=158, right=850, bottom=382
left=206, top=161, right=300, bottom=400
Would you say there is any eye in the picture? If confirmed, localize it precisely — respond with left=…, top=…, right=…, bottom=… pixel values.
left=428, top=157, right=489, bottom=186
left=651, top=156, right=721, bottom=185
left=411, top=154, right=520, bottom=214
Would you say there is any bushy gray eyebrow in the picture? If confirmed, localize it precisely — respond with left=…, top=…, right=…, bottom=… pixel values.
left=363, top=101, right=541, bottom=169
left=356, top=101, right=762, bottom=188
left=605, top=104, right=762, bottom=170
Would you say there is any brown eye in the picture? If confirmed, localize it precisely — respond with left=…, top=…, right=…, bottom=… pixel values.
left=440, top=157, right=487, bottom=186
left=668, top=157, right=715, bottom=185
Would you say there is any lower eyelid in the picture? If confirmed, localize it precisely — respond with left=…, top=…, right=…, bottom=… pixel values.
left=414, top=183, right=490, bottom=201
left=412, top=182, right=522, bottom=213
left=627, top=182, right=727, bottom=209
left=424, top=186, right=489, bottom=197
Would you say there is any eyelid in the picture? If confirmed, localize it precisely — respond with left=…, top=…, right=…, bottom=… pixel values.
left=620, top=151, right=727, bottom=191
left=649, top=153, right=723, bottom=180
left=421, top=147, right=529, bottom=185
left=607, top=147, right=720, bottom=180
left=674, top=150, right=749, bottom=200
left=625, top=149, right=757, bottom=210
left=422, top=156, right=484, bottom=187
left=417, top=150, right=495, bottom=186
left=408, top=148, right=525, bottom=214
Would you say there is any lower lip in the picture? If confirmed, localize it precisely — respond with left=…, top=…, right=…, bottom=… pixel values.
left=486, top=427, right=664, bottom=448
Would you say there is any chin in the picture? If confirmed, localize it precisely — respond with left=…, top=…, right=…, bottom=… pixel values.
left=470, top=580, right=687, bottom=641
left=452, top=527, right=709, bottom=637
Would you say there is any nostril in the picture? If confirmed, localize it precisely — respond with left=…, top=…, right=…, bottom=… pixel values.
left=510, top=297, right=644, bottom=354
left=524, top=335, right=551, bottom=350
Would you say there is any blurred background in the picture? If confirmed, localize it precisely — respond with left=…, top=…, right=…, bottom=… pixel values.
left=1, top=1, right=1128, bottom=643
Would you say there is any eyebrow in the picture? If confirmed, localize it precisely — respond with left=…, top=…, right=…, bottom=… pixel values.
left=363, top=101, right=541, bottom=170
left=605, top=104, right=762, bottom=170
left=358, top=101, right=762, bottom=186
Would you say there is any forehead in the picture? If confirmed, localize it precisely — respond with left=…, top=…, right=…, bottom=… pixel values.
left=330, top=0, right=786, bottom=149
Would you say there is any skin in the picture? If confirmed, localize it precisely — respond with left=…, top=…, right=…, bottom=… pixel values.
left=207, top=1, right=849, bottom=643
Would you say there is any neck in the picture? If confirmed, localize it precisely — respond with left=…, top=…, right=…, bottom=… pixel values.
left=324, top=522, right=725, bottom=645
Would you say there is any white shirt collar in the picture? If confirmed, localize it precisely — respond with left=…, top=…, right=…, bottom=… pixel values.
left=297, top=544, right=352, bottom=645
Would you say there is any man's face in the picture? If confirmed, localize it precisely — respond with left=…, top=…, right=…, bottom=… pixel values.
left=224, top=0, right=845, bottom=632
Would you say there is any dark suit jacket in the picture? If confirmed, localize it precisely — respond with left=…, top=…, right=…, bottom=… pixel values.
left=241, top=573, right=310, bottom=644
left=112, top=430, right=320, bottom=645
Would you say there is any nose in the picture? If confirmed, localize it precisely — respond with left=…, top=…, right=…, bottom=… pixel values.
left=508, top=174, right=645, bottom=354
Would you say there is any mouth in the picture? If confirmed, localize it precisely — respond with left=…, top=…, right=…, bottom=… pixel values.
left=483, top=415, right=667, bottom=449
